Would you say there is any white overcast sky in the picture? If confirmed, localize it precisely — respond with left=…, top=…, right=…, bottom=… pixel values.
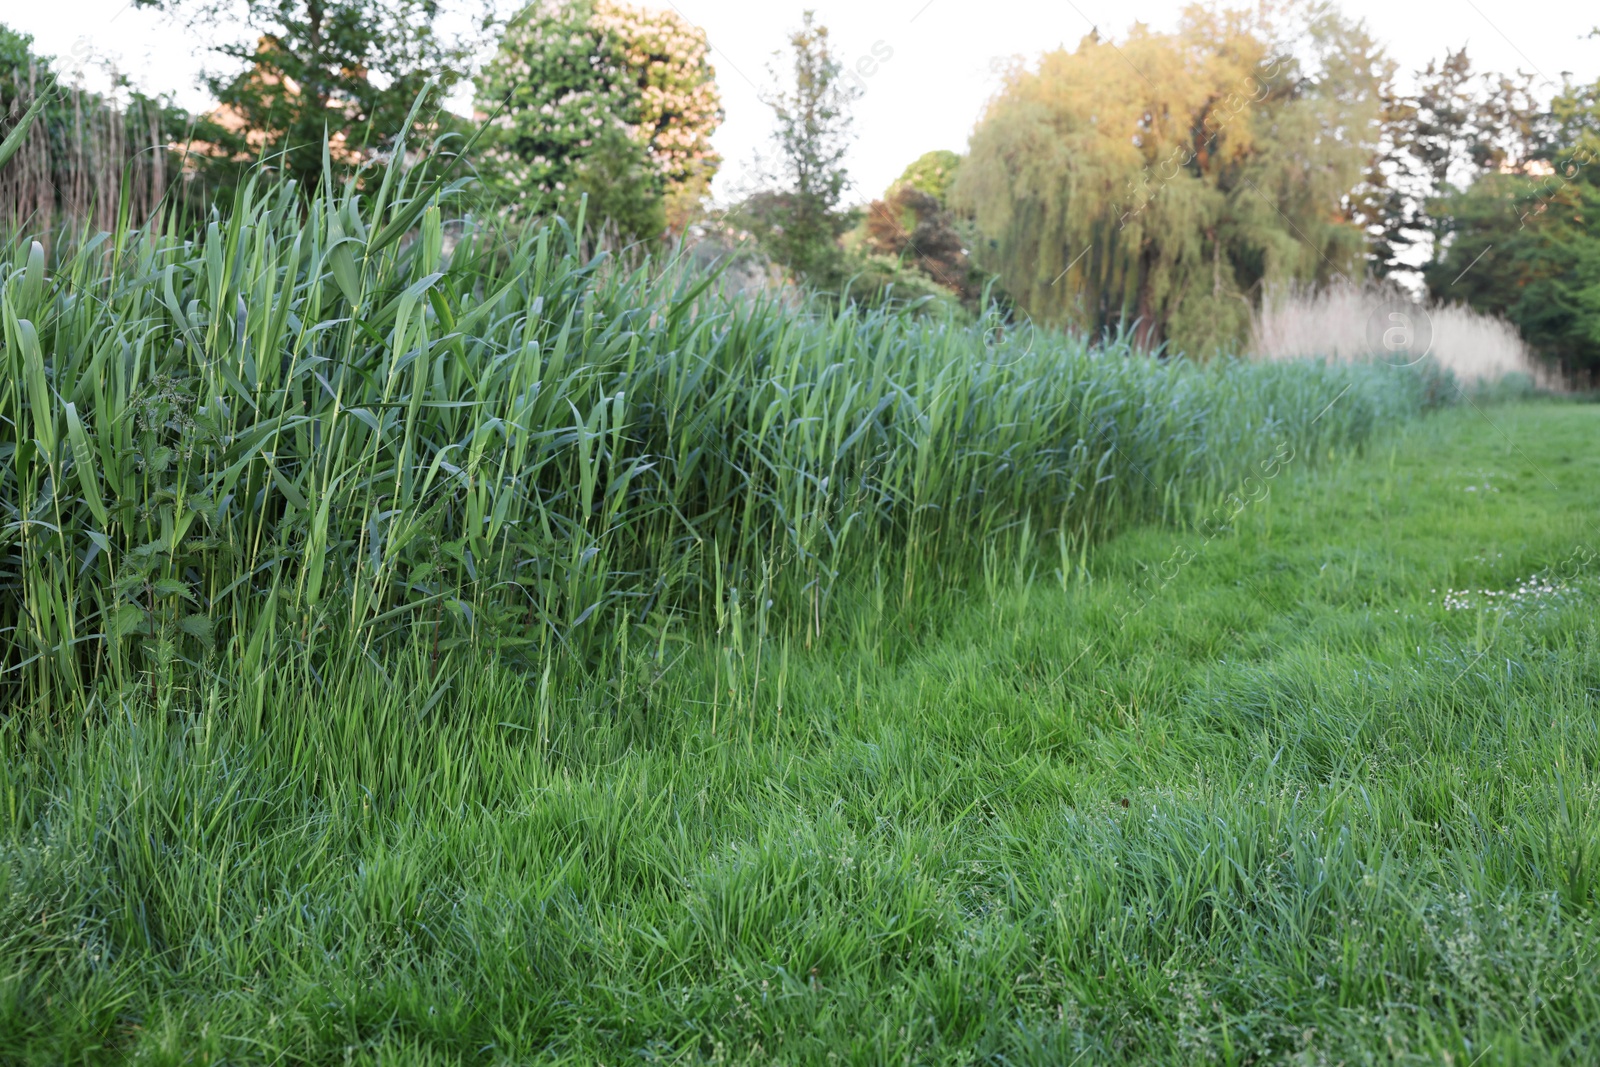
left=7, top=0, right=1598, bottom=201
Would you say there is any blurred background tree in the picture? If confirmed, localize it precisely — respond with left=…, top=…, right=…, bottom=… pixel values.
left=1366, top=47, right=1549, bottom=278
left=4, top=2, right=1599, bottom=376
left=953, top=2, right=1388, bottom=355
left=847, top=177, right=991, bottom=312
left=474, top=0, right=722, bottom=241
left=892, top=150, right=961, bottom=205
left=734, top=10, right=857, bottom=291
left=1424, top=74, right=1600, bottom=381
left=130, top=0, right=484, bottom=188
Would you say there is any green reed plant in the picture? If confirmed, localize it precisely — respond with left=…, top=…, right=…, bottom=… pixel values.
left=0, top=147, right=1440, bottom=716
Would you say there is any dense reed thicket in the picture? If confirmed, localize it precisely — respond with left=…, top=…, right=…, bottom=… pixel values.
left=0, top=159, right=1442, bottom=716
left=0, top=54, right=183, bottom=236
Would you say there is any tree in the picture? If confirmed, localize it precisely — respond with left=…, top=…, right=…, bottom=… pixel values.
left=1366, top=46, right=1549, bottom=277
left=893, top=149, right=961, bottom=206
left=739, top=10, right=858, bottom=289
left=132, top=0, right=483, bottom=187
left=953, top=2, right=1389, bottom=356
left=856, top=181, right=987, bottom=308
left=1424, top=78, right=1600, bottom=380
left=474, top=0, right=722, bottom=238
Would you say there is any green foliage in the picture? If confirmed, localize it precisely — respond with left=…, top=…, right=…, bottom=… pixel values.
left=1426, top=156, right=1600, bottom=380
left=854, top=182, right=991, bottom=310
left=0, top=30, right=50, bottom=175
left=474, top=0, right=722, bottom=238
left=839, top=251, right=966, bottom=316
left=563, top=123, right=668, bottom=240
left=1420, top=76, right=1600, bottom=379
left=130, top=0, right=480, bottom=188
left=1166, top=280, right=1253, bottom=360
left=0, top=24, right=48, bottom=117
left=1367, top=47, right=1549, bottom=277
left=893, top=148, right=962, bottom=206
left=955, top=3, right=1388, bottom=356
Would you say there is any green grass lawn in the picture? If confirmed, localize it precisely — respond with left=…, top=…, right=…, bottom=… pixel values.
left=5, top=399, right=1598, bottom=1064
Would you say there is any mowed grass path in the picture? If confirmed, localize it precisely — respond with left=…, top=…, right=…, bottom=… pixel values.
left=5, top=401, right=1599, bottom=1064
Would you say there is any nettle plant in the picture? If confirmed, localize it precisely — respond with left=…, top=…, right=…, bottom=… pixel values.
left=111, top=373, right=231, bottom=693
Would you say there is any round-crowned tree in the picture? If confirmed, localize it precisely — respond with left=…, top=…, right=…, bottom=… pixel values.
left=475, top=0, right=723, bottom=238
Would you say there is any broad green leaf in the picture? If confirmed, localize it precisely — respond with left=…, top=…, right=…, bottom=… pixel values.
left=178, top=614, right=215, bottom=644
left=109, top=605, right=148, bottom=639
left=151, top=577, right=195, bottom=601
left=18, top=241, right=45, bottom=308
left=0, top=89, right=50, bottom=172
left=63, top=402, right=109, bottom=527
left=326, top=235, right=364, bottom=307
left=17, top=318, right=56, bottom=457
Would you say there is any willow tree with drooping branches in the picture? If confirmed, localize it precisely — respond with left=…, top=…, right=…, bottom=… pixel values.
left=955, top=2, right=1389, bottom=356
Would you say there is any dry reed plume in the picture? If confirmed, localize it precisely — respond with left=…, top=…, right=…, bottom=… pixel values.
left=1251, top=280, right=1557, bottom=388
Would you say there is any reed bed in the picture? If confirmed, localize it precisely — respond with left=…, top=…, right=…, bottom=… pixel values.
left=1251, top=279, right=1554, bottom=388
left=0, top=156, right=1439, bottom=717
left=0, top=74, right=177, bottom=239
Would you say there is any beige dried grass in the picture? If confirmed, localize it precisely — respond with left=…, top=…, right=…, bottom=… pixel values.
left=1251, top=280, right=1554, bottom=388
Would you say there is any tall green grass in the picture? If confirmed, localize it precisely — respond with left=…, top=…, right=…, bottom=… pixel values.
left=0, top=157, right=1439, bottom=715
left=3, top=402, right=1594, bottom=1064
